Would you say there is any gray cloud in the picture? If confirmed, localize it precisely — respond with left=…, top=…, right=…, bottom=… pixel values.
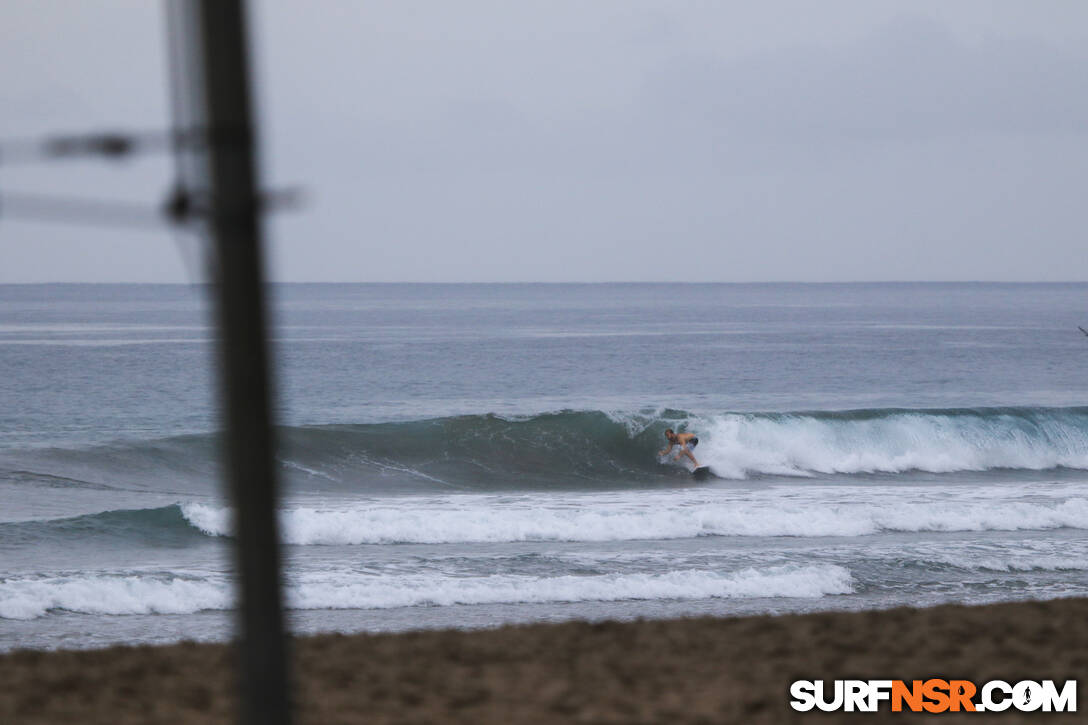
left=2, top=2, right=1087, bottom=282
left=646, top=15, right=1088, bottom=141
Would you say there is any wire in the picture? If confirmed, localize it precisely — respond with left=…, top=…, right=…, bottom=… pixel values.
left=0, top=0, right=300, bottom=236
left=0, top=187, right=302, bottom=231
left=0, top=192, right=168, bottom=229
left=0, top=125, right=257, bottom=167
left=164, top=0, right=209, bottom=283
left=0, top=129, right=176, bottom=166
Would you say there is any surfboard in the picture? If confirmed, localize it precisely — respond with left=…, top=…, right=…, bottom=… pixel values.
left=692, top=465, right=712, bottom=480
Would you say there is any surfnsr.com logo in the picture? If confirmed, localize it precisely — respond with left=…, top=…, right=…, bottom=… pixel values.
left=790, top=679, right=1077, bottom=713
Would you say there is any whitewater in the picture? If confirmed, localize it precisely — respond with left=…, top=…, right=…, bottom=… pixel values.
left=3, top=282, right=1088, bottom=650
left=177, top=488, right=1088, bottom=544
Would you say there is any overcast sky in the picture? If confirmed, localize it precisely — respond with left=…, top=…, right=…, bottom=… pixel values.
left=1, top=1, right=1086, bottom=283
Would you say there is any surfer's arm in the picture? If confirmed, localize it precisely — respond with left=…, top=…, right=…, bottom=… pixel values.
left=658, top=443, right=674, bottom=457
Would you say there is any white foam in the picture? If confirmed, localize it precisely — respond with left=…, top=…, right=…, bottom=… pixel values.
left=180, top=495, right=1088, bottom=545
left=945, top=555, right=1088, bottom=572
left=288, top=564, right=854, bottom=610
left=696, top=412, right=1088, bottom=478
left=181, top=502, right=232, bottom=536
left=0, top=574, right=230, bottom=621
left=0, top=564, right=853, bottom=620
left=604, top=409, right=672, bottom=437
left=914, top=541, right=1088, bottom=573
left=280, top=460, right=339, bottom=481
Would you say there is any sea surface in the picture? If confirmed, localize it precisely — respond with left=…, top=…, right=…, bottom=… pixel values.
left=2, top=282, right=1088, bottom=651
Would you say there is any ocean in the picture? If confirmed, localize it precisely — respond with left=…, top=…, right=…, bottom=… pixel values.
left=2, top=282, right=1088, bottom=651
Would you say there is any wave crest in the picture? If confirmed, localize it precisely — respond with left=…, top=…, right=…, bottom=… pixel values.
left=10, top=406, right=1088, bottom=490
left=179, top=496, right=1088, bottom=545
left=700, top=408, right=1088, bottom=478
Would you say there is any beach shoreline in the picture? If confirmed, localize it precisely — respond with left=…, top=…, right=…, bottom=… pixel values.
left=3, top=597, right=1085, bottom=723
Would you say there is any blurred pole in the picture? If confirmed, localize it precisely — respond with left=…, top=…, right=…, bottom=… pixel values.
left=189, top=1, right=292, bottom=724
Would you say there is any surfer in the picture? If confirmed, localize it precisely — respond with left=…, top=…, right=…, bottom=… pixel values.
left=659, top=429, right=700, bottom=468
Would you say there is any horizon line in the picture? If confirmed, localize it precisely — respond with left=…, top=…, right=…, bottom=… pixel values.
left=1, top=280, right=1087, bottom=286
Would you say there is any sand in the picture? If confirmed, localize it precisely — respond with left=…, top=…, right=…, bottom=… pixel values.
left=2, top=598, right=1086, bottom=724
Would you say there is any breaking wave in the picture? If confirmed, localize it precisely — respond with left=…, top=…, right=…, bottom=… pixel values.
left=0, top=564, right=853, bottom=620
left=9, top=490, right=1088, bottom=549
left=697, top=407, right=1088, bottom=479
left=7, top=406, right=1088, bottom=490
left=179, top=496, right=1088, bottom=544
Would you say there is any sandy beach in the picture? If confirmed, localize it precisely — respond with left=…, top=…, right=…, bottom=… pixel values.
left=3, top=597, right=1085, bottom=724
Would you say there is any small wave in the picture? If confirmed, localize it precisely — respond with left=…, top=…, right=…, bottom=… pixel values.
left=964, top=558, right=1088, bottom=572
left=918, top=554, right=1088, bottom=573
left=180, top=497, right=1088, bottom=545
left=15, top=495, right=1087, bottom=549
left=0, top=564, right=853, bottom=620
left=0, top=470, right=119, bottom=491
left=0, top=505, right=207, bottom=546
left=288, top=565, right=855, bottom=610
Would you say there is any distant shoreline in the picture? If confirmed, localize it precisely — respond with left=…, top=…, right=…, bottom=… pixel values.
left=3, top=597, right=1084, bottom=724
